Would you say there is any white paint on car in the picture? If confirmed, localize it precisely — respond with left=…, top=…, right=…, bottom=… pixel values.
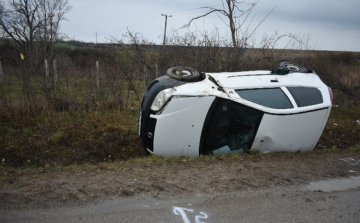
left=252, top=108, right=331, bottom=153
left=151, top=96, right=215, bottom=157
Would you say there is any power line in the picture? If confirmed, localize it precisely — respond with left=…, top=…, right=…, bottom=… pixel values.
left=97, top=5, right=221, bottom=35
left=93, top=4, right=226, bottom=41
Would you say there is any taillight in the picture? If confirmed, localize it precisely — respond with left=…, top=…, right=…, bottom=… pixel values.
left=328, top=87, right=333, bottom=104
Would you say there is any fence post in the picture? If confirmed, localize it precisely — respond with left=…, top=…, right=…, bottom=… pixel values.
left=143, top=65, right=147, bottom=91
left=155, top=63, right=159, bottom=78
left=96, top=61, right=100, bottom=89
left=0, top=59, right=3, bottom=83
left=53, top=59, right=59, bottom=99
left=45, top=59, right=49, bottom=90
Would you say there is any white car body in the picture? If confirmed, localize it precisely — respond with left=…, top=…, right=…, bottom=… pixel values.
left=140, top=66, right=332, bottom=157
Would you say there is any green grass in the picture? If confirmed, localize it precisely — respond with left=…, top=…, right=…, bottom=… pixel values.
left=48, top=131, right=64, bottom=143
left=0, top=76, right=23, bottom=98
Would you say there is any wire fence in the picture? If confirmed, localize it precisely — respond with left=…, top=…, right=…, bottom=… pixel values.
left=0, top=35, right=359, bottom=119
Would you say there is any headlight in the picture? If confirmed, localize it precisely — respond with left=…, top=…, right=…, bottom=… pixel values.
left=150, top=88, right=175, bottom=111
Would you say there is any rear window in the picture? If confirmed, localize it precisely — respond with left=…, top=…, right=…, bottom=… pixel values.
left=236, top=88, right=293, bottom=109
left=287, top=87, right=323, bottom=107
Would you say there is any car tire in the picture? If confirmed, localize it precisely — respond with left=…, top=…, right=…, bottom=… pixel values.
left=279, top=62, right=308, bottom=73
left=167, top=66, right=202, bottom=82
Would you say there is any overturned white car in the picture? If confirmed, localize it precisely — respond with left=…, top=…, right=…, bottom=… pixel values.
left=139, top=62, right=333, bottom=156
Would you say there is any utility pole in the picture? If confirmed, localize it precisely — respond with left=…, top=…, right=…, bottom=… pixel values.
left=161, top=14, right=172, bottom=45
left=0, top=58, right=3, bottom=83
left=95, top=31, right=98, bottom=46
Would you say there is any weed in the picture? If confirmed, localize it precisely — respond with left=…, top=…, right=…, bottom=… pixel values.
left=24, top=128, right=34, bottom=135
left=330, top=145, right=338, bottom=151
left=349, top=144, right=360, bottom=151
left=248, top=150, right=261, bottom=155
left=48, top=131, right=64, bottom=143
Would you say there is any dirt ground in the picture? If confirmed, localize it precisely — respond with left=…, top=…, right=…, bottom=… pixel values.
left=1, top=150, right=360, bottom=211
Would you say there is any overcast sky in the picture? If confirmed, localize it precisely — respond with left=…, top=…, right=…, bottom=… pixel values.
left=61, top=0, right=360, bottom=51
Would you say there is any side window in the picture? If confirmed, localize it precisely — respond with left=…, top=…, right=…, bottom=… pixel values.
left=236, top=88, right=293, bottom=109
left=287, top=87, right=323, bottom=107
left=204, top=100, right=263, bottom=155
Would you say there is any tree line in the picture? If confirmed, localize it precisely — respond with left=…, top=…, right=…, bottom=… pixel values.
left=0, top=0, right=71, bottom=61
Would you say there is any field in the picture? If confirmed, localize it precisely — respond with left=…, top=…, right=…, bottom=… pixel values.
left=0, top=41, right=360, bottom=168
left=0, top=42, right=360, bottom=213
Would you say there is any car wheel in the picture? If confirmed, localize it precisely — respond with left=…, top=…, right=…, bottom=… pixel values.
left=279, top=62, right=308, bottom=73
left=167, top=66, right=202, bottom=82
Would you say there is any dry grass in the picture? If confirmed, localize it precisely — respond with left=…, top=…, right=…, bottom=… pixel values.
left=0, top=109, right=147, bottom=167
left=1, top=43, right=359, bottom=168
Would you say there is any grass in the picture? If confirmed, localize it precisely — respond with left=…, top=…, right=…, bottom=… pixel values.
left=1, top=84, right=359, bottom=168
left=0, top=75, right=23, bottom=98
left=315, top=103, right=360, bottom=150
left=48, top=131, right=64, bottom=143
left=0, top=74, right=144, bottom=106
left=55, top=42, right=79, bottom=50
left=1, top=146, right=359, bottom=187
left=0, top=108, right=147, bottom=167
left=1, top=49, right=359, bottom=168
left=0, top=152, right=274, bottom=173
left=349, top=144, right=360, bottom=151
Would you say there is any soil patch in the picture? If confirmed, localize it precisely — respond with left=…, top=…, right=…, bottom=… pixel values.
left=1, top=150, right=360, bottom=211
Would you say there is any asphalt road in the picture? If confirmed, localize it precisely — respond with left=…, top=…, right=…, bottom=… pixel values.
left=1, top=177, right=360, bottom=223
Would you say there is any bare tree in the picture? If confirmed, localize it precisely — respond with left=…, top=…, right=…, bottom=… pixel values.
left=0, top=1, right=3, bottom=24
left=37, top=0, right=71, bottom=59
left=0, top=0, right=71, bottom=58
left=0, top=1, right=6, bottom=37
left=182, top=0, right=275, bottom=48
